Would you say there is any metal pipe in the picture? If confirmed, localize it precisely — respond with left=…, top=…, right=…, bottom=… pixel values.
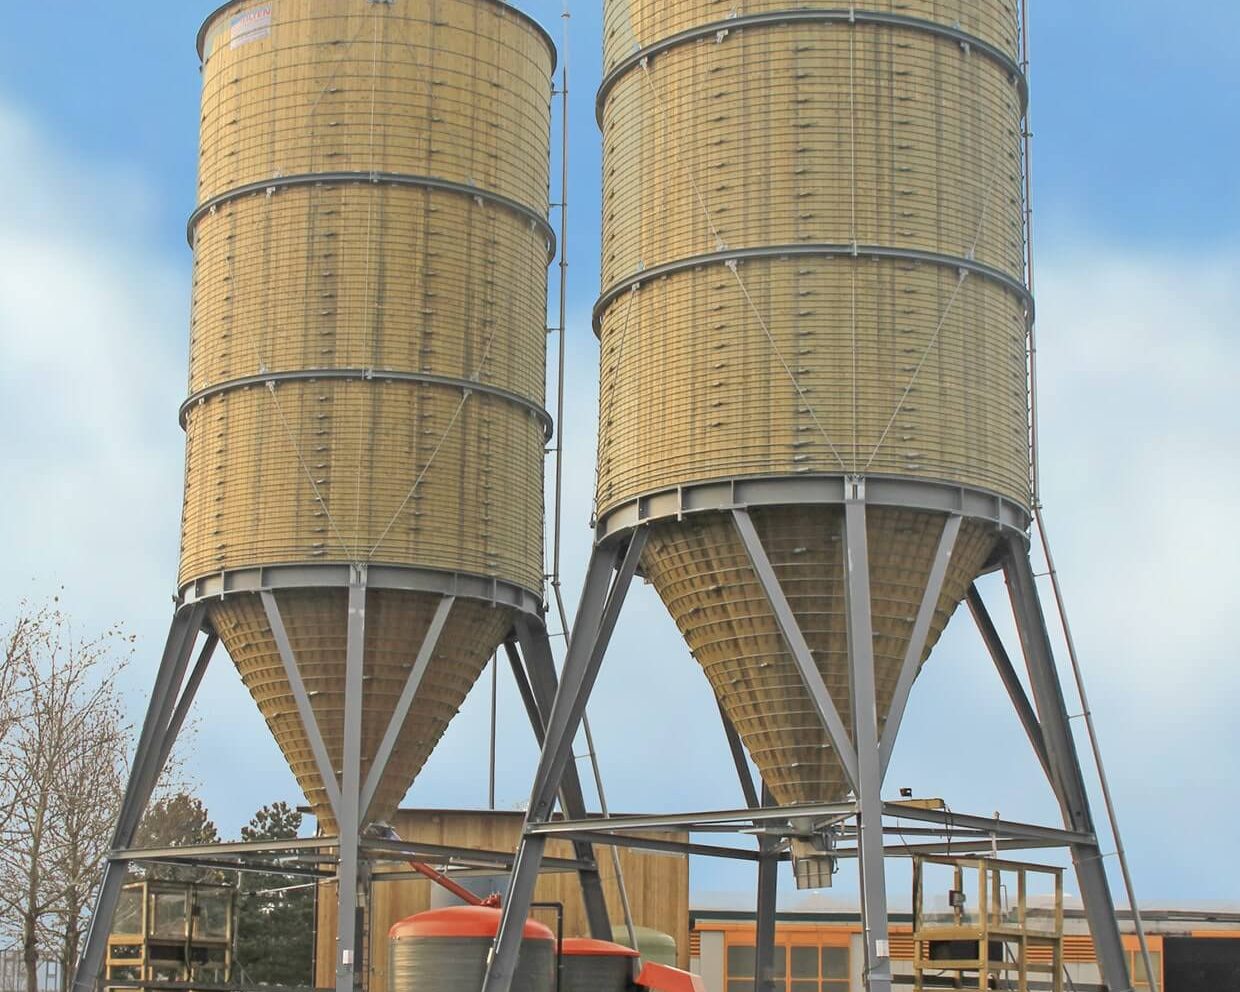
left=489, top=650, right=498, bottom=810
left=405, top=861, right=486, bottom=907
left=1034, top=508, right=1158, bottom=992
left=1022, top=0, right=1042, bottom=504
left=549, top=6, right=639, bottom=957
left=550, top=2, right=570, bottom=602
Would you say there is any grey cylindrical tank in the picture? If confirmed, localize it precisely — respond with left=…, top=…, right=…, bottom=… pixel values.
left=561, top=938, right=639, bottom=992
left=389, top=907, right=554, bottom=992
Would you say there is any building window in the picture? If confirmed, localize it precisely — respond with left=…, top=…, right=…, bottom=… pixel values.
left=725, top=943, right=850, bottom=991
left=1129, top=949, right=1161, bottom=990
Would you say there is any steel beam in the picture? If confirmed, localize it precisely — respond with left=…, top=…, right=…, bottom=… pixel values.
left=547, top=830, right=766, bottom=863
left=155, top=633, right=218, bottom=776
left=504, top=641, right=544, bottom=742
left=755, top=785, right=780, bottom=992
left=836, top=839, right=1066, bottom=860
left=880, top=516, right=962, bottom=775
left=596, top=10, right=1027, bottom=123
left=880, top=803, right=1095, bottom=847
left=116, top=837, right=339, bottom=860
left=261, top=590, right=343, bottom=817
left=842, top=490, right=893, bottom=992
left=361, top=596, right=455, bottom=819
left=182, top=369, right=553, bottom=442
left=511, top=615, right=614, bottom=941
left=483, top=536, right=645, bottom=992
left=597, top=474, right=1029, bottom=545
left=73, top=605, right=206, bottom=992
left=524, top=801, right=858, bottom=835
left=1003, top=539, right=1133, bottom=992
left=733, top=508, right=860, bottom=792
left=967, top=584, right=1053, bottom=781
left=182, top=562, right=542, bottom=618
left=335, top=572, right=366, bottom=992
left=361, top=837, right=588, bottom=874
left=125, top=856, right=334, bottom=880
left=718, top=701, right=761, bottom=810
left=594, top=243, right=1033, bottom=334
left=188, top=172, right=557, bottom=257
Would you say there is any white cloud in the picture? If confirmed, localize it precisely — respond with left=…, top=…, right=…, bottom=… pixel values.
left=0, top=99, right=186, bottom=618
left=0, top=97, right=303, bottom=834
left=1033, top=247, right=1240, bottom=718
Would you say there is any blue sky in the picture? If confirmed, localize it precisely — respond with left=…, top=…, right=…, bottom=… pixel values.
left=0, top=2, right=1236, bottom=913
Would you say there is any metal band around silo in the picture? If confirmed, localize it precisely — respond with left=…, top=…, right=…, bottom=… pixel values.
left=179, top=562, right=544, bottom=618
left=195, top=0, right=559, bottom=70
left=596, top=10, right=1028, bottom=124
left=180, top=368, right=554, bottom=442
left=594, top=474, right=1032, bottom=546
left=592, top=243, right=1034, bottom=333
left=187, top=172, right=557, bottom=259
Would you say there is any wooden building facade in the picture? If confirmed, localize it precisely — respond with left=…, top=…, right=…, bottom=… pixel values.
left=313, top=809, right=690, bottom=992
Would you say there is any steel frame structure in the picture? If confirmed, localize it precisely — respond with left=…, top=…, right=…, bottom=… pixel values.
left=480, top=475, right=1135, bottom=992
left=73, top=565, right=614, bottom=992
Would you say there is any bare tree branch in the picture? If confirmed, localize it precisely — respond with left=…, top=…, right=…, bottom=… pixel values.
left=0, top=602, right=134, bottom=992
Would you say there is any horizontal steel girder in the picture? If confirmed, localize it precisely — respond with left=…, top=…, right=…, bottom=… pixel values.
left=523, top=803, right=1095, bottom=851
left=596, top=9, right=1028, bottom=124
left=595, top=473, right=1030, bottom=544
left=180, top=562, right=543, bottom=617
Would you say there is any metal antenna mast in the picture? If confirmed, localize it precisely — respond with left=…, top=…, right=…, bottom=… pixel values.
left=547, top=0, right=639, bottom=956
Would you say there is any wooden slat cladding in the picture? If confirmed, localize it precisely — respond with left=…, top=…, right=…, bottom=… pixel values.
left=597, top=1, right=1028, bottom=808
left=642, top=508, right=995, bottom=805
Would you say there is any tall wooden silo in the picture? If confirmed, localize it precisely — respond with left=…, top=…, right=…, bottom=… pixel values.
left=483, top=4, right=1137, bottom=992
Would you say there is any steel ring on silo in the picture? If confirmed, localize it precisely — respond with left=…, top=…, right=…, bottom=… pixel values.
left=187, top=172, right=557, bottom=261
left=179, top=562, right=544, bottom=618
left=593, top=474, right=1032, bottom=546
left=592, top=243, right=1034, bottom=333
left=179, top=368, right=554, bottom=443
left=596, top=10, right=1028, bottom=124
left=195, top=0, right=559, bottom=71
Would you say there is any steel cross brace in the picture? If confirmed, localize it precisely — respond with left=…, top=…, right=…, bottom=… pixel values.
left=74, top=603, right=212, bottom=992
left=508, top=615, right=615, bottom=940
left=481, top=533, right=647, bottom=992
left=1000, top=538, right=1134, bottom=992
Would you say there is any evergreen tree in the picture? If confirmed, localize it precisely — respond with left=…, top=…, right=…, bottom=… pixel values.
left=133, top=793, right=220, bottom=882
left=235, top=803, right=314, bottom=987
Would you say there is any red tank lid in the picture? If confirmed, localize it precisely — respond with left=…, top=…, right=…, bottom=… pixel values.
left=561, top=937, right=641, bottom=958
left=389, top=906, right=554, bottom=941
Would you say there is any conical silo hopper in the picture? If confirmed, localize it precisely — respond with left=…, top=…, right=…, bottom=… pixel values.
left=180, top=0, right=556, bottom=833
left=594, top=0, right=1032, bottom=836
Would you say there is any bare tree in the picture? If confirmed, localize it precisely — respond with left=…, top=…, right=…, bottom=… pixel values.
left=0, top=602, right=48, bottom=836
left=0, top=603, right=133, bottom=992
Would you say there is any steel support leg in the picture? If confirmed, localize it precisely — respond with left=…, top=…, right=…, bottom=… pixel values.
left=733, top=508, right=859, bottom=792
left=511, top=616, right=613, bottom=941
left=482, top=534, right=646, bottom=992
left=718, top=702, right=761, bottom=811
left=966, top=584, right=1053, bottom=782
left=361, top=596, right=455, bottom=820
left=754, top=785, right=780, bottom=992
left=842, top=487, right=893, bottom=992
left=880, top=515, right=962, bottom=775
left=1003, top=540, right=1133, bottom=992
left=336, top=570, right=367, bottom=992
left=73, top=604, right=208, bottom=992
